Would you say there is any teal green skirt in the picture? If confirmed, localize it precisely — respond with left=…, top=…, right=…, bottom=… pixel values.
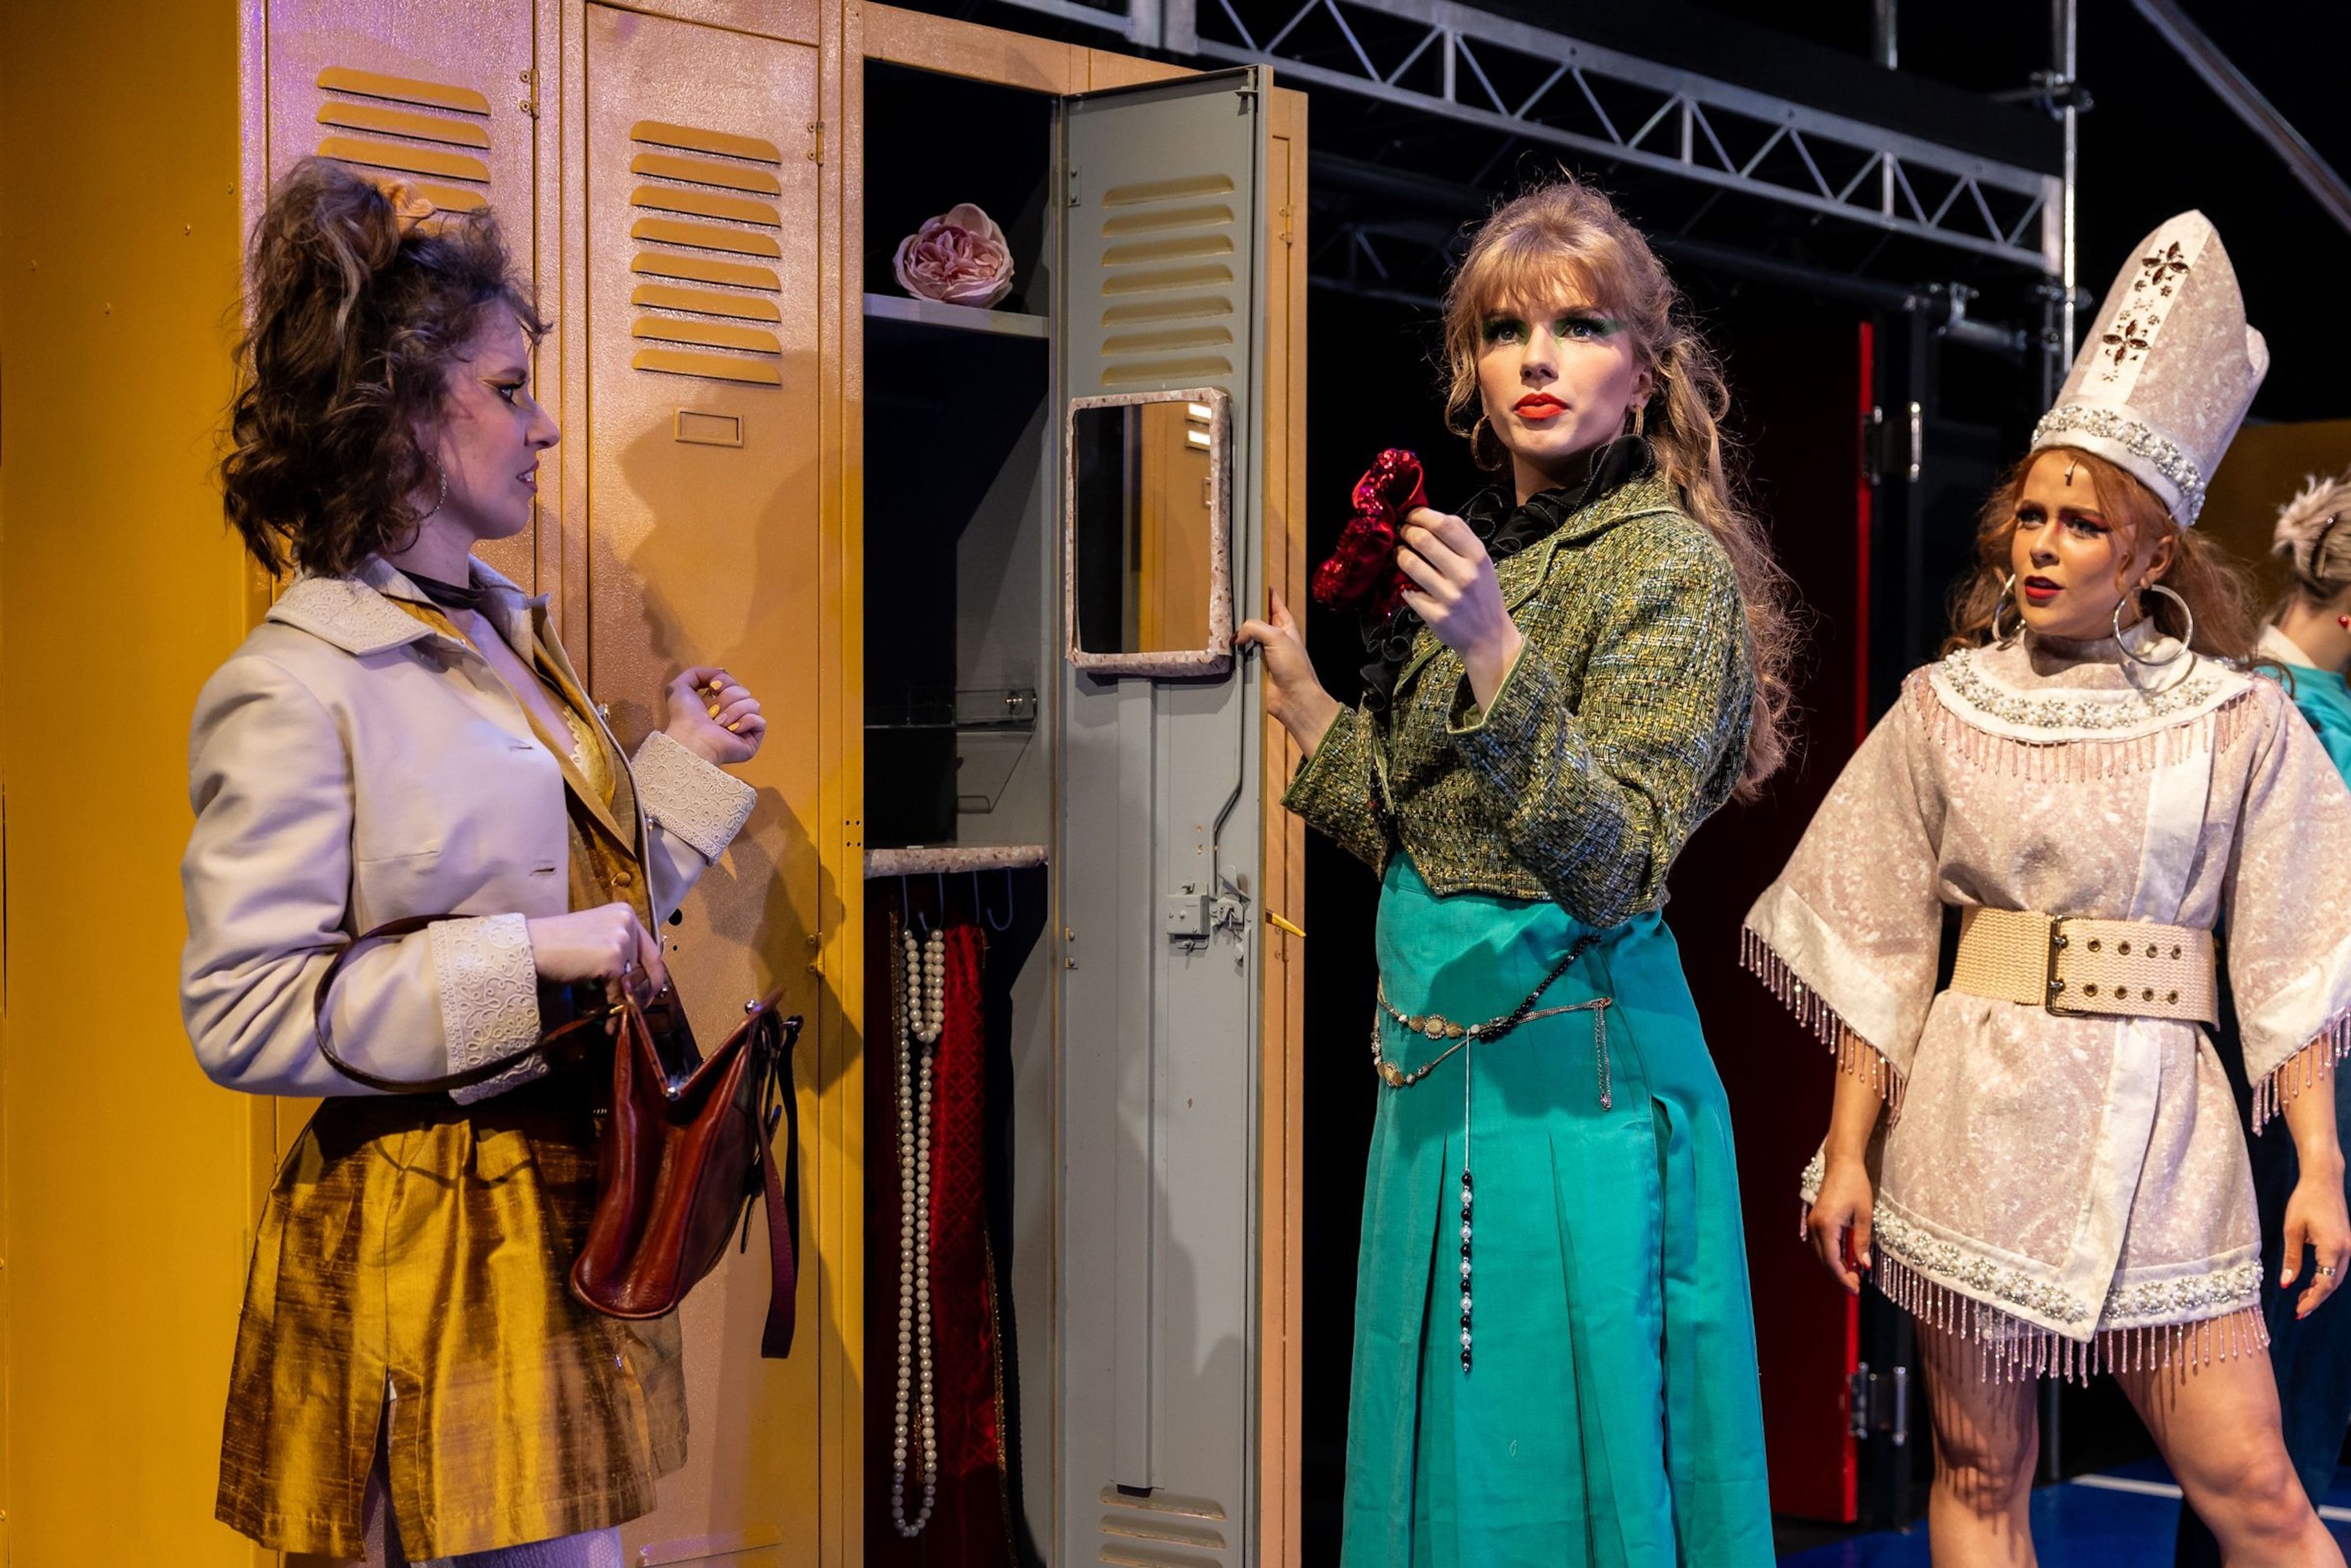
left=1341, top=855, right=1772, bottom=1567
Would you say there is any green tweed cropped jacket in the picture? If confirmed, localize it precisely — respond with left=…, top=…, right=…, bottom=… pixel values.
left=1283, top=473, right=1756, bottom=929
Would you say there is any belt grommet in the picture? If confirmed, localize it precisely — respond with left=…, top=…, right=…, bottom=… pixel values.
left=2088, top=939, right=2102, bottom=953
left=2084, top=983, right=2099, bottom=997
left=2119, top=940, right=2132, bottom=955
left=2167, top=990, right=2180, bottom=1003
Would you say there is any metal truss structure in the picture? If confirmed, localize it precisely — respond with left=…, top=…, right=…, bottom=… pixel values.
left=998, top=0, right=2061, bottom=276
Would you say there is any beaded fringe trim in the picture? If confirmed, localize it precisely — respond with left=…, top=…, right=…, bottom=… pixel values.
left=1913, top=680, right=2258, bottom=783
left=1742, top=928, right=1907, bottom=1120
left=1872, top=1246, right=2268, bottom=1386
left=2253, top=1012, right=2351, bottom=1132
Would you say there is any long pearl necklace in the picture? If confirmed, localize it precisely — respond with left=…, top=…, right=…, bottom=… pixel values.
left=890, top=925, right=947, bottom=1537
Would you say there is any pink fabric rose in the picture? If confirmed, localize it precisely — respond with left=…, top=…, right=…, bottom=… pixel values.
left=892, top=203, right=1015, bottom=309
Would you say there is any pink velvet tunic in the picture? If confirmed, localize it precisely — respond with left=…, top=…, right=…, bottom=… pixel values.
left=1745, top=628, right=2351, bottom=1376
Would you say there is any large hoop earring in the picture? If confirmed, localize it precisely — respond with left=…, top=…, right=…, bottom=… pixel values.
left=1469, top=416, right=1505, bottom=471
left=1624, top=401, right=1646, bottom=439
left=2115, top=582, right=2193, bottom=666
left=416, top=459, right=449, bottom=523
left=1990, top=573, right=2022, bottom=643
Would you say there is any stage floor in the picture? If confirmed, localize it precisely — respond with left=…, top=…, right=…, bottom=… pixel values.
left=1779, top=1460, right=2351, bottom=1564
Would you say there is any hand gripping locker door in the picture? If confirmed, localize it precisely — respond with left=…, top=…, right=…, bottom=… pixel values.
left=1056, top=68, right=1280, bottom=1568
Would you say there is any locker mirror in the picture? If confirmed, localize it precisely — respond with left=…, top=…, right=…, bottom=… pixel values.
left=1064, top=386, right=1232, bottom=677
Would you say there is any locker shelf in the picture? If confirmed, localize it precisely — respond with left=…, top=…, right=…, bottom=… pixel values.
left=863, top=290, right=1047, bottom=339
left=865, top=686, right=1038, bottom=732
left=863, top=843, right=1047, bottom=877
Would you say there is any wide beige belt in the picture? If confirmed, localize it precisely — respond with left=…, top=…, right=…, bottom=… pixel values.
left=1950, top=906, right=2218, bottom=1025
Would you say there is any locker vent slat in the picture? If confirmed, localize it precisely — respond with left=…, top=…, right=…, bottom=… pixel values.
left=628, top=120, right=788, bottom=384
left=315, top=66, right=490, bottom=115
left=312, top=68, right=492, bottom=209
left=1090, top=174, right=1243, bottom=389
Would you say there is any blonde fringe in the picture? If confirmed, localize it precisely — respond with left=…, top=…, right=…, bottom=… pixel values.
left=1874, top=1247, right=2269, bottom=1386
left=1910, top=680, right=2260, bottom=784
left=1743, top=928, right=1906, bottom=1120
left=2252, top=1010, right=2351, bottom=1131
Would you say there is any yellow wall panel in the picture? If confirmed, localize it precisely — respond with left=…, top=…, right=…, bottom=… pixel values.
left=1, top=2, right=256, bottom=1563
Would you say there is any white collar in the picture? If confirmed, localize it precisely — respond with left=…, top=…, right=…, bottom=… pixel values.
left=268, top=555, right=546, bottom=656
left=2258, top=623, right=2319, bottom=670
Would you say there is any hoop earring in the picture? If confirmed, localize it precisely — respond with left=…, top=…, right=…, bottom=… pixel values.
left=416, top=459, right=449, bottom=523
left=1470, top=416, right=1505, bottom=471
left=2115, top=582, right=2193, bottom=667
left=1623, top=402, right=1646, bottom=439
left=1990, top=573, right=2022, bottom=643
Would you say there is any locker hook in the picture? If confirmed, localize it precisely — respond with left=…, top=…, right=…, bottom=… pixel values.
left=978, top=868, right=1015, bottom=932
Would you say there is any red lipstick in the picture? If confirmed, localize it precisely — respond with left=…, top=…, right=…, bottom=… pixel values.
left=1513, top=392, right=1565, bottom=419
left=2022, top=576, right=2060, bottom=604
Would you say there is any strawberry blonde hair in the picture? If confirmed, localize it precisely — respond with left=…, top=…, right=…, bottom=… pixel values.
left=1438, top=177, right=1796, bottom=798
left=1943, top=448, right=2258, bottom=661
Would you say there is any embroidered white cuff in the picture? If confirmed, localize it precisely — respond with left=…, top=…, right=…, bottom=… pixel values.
left=634, top=728, right=756, bottom=863
left=430, top=912, right=547, bottom=1105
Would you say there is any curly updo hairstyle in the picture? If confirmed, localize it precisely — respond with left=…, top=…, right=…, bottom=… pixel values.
left=1943, top=448, right=2260, bottom=661
left=222, top=158, right=546, bottom=577
left=1438, top=176, right=1799, bottom=799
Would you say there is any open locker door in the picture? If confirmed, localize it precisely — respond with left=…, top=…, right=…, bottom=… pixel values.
left=1056, top=66, right=1272, bottom=1567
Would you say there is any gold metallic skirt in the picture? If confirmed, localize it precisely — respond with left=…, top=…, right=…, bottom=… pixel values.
left=216, top=1082, right=687, bottom=1560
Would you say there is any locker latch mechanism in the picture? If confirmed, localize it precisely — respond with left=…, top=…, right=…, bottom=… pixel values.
left=1848, top=1361, right=1909, bottom=1446
left=1165, top=880, right=1251, bottom=948
left=1165, top=887, right=1210, bottom=941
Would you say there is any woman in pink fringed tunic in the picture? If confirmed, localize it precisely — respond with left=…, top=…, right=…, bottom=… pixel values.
left=1747, top=214, right=2351, bottom=1567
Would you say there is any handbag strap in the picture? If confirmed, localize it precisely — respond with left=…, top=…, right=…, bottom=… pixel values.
left=759, top=1013, right=803, bottom=1358
left=310, top=913, right=613, bottom=1095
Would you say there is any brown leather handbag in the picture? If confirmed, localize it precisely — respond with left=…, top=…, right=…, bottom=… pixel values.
left=311, top=915, right=804, bottom=1357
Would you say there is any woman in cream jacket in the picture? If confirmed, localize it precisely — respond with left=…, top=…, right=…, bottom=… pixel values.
left=184, top=160, right=765, bottom=1568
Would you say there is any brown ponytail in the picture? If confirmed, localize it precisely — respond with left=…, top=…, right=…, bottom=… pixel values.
left=221, top=157, right=544, bottom=577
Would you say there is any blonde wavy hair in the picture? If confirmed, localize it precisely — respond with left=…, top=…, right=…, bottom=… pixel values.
left=1439, top=178, right=1796, bottom=798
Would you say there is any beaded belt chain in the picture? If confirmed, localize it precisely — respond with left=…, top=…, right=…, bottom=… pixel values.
left=1370, top=931, right=1613, bottom=1375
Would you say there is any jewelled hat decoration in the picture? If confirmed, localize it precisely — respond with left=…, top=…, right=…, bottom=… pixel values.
left=2030, top=211, right=2268, bottom=527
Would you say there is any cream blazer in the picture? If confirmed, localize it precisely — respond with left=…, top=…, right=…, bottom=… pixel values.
left=181, top=557, right=756, bottom=1101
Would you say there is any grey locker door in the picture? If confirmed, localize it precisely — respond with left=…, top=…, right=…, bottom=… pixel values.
left=1056, top=67, right=1270, bottom=1567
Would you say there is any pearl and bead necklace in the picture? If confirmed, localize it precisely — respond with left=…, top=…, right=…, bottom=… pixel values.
left=890, top=924, right=947, bottom=1537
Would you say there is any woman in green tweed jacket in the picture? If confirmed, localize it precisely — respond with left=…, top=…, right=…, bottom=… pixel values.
left=1240, top=179, right=1795, bottom=1567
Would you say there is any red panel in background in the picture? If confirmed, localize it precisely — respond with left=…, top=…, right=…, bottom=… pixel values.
left=1665, top=320, right=1873, bottom=1523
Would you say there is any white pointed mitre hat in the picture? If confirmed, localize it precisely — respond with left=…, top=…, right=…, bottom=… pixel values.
left=2030, top=211, right=2267, bottom=525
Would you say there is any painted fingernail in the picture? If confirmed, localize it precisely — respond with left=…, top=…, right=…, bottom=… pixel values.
left=708, top=705, right=721, bottom=718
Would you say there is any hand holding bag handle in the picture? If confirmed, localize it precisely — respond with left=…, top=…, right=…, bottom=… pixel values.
left=309, top=913, right=615, bottom=1093
left=309, top=913, right=804, bottom=1357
